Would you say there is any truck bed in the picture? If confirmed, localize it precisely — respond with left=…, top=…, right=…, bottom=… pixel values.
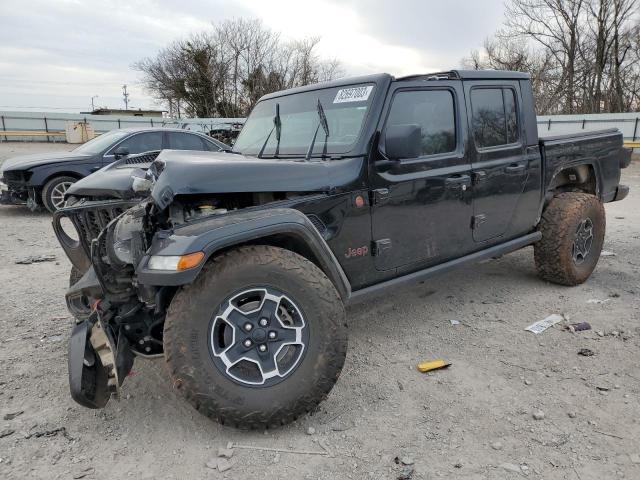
left=539, top=128, right=629, bottom=202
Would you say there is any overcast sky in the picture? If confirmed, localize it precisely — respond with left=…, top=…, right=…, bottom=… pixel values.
left=0, top=0, right=506, bottom=114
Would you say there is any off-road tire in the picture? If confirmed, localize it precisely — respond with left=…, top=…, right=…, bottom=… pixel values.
left=163, top=245, right=348, bottom=429
left=534, top=192, right=605, bottom=286
left=42, top=175, right=77, bottom=213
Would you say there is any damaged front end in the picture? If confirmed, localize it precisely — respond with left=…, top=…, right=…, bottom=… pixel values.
left=68, top=303, right=134, bottom=408
left=54, top=148, right=360, bottom=409
left=55, top=197, right=166, bottom=408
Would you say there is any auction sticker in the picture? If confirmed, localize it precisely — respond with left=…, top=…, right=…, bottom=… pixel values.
left=333, top=85, right=374, bottom=103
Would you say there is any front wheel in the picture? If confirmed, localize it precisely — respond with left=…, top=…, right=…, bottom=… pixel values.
left=164, top=245, right=348, bottom=429
left=42, top=175, right=77, bottom=212
left=534, top=192, right=605, bottom=286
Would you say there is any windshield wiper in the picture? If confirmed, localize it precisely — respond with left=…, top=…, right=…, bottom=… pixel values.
left=305, top=99, right=330, bottom=161
left=257, top=103, right=281, bottom=159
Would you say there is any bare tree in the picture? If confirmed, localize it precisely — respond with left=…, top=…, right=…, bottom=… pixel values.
left=462, top=0, right=640, bottom=114
left=502, top=0, right=586, bottom=113
left=135, top=19, right=342, bottom=118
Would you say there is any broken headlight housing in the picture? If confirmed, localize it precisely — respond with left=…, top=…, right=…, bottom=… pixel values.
left=130, top=168, right=155, bottom=194
left=107, top=208, right=146, bottom=268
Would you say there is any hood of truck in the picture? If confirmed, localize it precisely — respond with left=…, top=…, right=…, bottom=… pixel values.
left=1, top=151, right=91, bottom=173
left=150, top=150, right=365, bottom=209
left=66, top=164, right=140, bottom=200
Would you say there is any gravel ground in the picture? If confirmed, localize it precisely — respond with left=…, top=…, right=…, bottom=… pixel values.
left=1, top=141, right=639, bottom=480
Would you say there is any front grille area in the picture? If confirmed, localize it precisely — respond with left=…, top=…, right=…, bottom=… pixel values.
left=2, top=170, right=30, bottom=187
left=62, top=200, right=138, bottom=254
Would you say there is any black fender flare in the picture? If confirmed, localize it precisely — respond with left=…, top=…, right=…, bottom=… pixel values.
left=538, top=160, right=602, bottom=221
left=547, top=160, right=602, bottom=196
left=136, top=207, right=352, bottom=300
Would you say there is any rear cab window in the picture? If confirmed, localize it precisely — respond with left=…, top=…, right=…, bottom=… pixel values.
left=470, top=87, right=520, bottom=149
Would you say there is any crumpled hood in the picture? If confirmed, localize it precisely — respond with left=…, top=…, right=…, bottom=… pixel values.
left=65, top=163, right=139, bottom=200
left=1, top=151, right=90, bottom=172
left=150, top=150, right=364, bottom=209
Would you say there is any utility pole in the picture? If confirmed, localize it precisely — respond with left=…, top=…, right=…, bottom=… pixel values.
left=122, top=84, right=130, bottom=111
left=91, top=95, right=99, bottom=112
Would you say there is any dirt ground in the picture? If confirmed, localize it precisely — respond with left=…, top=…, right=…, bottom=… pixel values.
left=0, top=141, right=639, bottom=480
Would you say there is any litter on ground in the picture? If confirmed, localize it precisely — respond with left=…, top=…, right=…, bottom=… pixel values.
left=578, top=348, right=596, bottom=357
left=416, top=359, right=451, bottom=373
left=525, top=314, right=565, bottom=334
left=566, top=322, right=591, bottom=333
left=587, top=298, right=610, bottom=304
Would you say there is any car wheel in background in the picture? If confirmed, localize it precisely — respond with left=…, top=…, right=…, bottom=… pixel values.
left=42, top=176, right=77, bottom=212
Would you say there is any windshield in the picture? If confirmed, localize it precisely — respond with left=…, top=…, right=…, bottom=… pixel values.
left=233, top=83, right=375, bottom=158
left=73, top=130, right=129, bottom=154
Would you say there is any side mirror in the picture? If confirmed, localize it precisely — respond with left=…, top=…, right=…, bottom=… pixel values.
left=113, top=146, right=130, bottom=159
left=384, top=124, right=422, bottom=160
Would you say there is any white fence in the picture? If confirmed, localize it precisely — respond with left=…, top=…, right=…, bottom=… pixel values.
left=537, top=112, right=640, bottom=141
left=0, top=111, right=245, bottom=142
left=1, top=110, right=639, bottom=143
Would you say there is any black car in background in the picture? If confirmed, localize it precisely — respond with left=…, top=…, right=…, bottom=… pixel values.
left=0, top=128, right=228, bottom=212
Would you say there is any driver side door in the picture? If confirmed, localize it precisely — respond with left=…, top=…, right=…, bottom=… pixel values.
left=370, top=81, right=474, bottom=272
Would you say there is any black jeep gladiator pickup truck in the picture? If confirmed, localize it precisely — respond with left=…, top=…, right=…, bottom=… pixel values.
left=53, top=70, right=631, bottom=428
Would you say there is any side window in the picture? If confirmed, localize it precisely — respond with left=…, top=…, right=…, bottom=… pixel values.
left=471, top=88, right=519, bottom=148
left=116, top=132, right=163, bottom=154
left=385, top=89, right=456, bottom=157
left=504, top=89, right=519, bottom=143
left=202, top=138, right=224, bottom=152
left=169, top=132, right=207, bottom=150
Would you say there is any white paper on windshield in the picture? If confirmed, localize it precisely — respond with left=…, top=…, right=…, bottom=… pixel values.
left=333, top=85, right=373, bottom=104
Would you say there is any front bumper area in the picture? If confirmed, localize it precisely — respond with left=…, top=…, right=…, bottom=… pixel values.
left=612, top=184, right=629, bottom=202
left=67, top=267, right=103, bottom=321
left=68, top=306, right=134, bottom=409
left=0, top=181, right=27, bottom=205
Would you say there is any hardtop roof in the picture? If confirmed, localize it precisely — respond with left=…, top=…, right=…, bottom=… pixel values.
left=257, top=70, right=530, bottom=102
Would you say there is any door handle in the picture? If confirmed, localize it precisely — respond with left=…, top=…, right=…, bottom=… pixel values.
left=445, top=174, right=471, bottom=187
left=505, top=164, right=526, bottom=174
left=90, top=166, right=101, bottom=172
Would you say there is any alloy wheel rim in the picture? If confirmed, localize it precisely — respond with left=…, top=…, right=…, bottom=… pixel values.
left=50, top=181, right=74, bottom=209
left=209, top=287, right=308, bottom=387
left=572, top=217, right=594, bottom=265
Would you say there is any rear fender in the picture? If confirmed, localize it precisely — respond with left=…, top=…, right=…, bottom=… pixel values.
left=136, top=207, right=351, bottom=300
left=547, top=161, right=601, bottom=198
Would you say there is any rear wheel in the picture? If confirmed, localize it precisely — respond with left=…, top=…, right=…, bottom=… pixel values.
left=534, top=192, right=605, bottom=285
left=164, top=245, right=348, bottom=429
left=42, top=175, right=77, bottom=212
